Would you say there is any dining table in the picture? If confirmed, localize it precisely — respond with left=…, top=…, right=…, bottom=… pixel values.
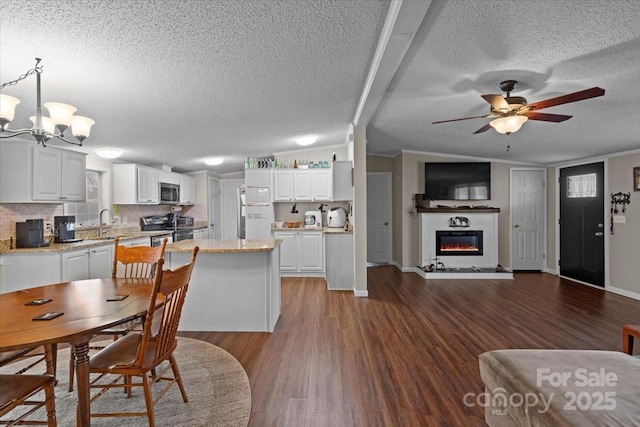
left=0, top=277, right=155, bottom=427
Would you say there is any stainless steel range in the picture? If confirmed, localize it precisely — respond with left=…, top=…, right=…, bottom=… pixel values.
left=172, top=229, right=194, bottom=241
left=140, top=215, right=194, bottom=244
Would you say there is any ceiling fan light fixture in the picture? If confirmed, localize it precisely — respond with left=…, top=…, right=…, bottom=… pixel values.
left=489, top=115, right=528, bottom=135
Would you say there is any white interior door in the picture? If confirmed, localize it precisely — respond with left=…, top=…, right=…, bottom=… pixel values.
left=221, top=179, right=242, bottom=240
left=367, top=173, right=392, bottom=264
left=510, top=168, right=546, bottom=270
left=209, top=177, right=221, bottom=239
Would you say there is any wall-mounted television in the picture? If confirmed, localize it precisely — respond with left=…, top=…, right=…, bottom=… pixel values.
left=424, top=162, right=491, bottom=201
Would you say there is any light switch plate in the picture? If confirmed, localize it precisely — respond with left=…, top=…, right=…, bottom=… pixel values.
left=613, top=215, right=626, bottom=224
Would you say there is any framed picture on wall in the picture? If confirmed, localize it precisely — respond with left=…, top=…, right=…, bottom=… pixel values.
left=634, top=166, right=640, bottom=191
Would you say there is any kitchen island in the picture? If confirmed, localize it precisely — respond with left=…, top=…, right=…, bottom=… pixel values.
left=165, top=238, right=282, bottom=332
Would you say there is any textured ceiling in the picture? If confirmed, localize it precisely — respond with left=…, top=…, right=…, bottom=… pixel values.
left=368, top=0, right=640, bottom=165
left=1, top=0, right=639, bottom=174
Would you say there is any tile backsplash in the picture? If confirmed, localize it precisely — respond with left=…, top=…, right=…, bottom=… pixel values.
left=0, top=203, right=199, bottom=241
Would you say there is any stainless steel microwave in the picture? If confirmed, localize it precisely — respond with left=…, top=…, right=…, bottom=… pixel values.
left=159, top=182, right=180, bottom=204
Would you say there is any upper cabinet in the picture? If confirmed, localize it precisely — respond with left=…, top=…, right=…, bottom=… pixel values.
left=112, top=164, right=159, bottom=204
left=271, top=161, right=351, bottom=202
left=179, top=174, right=196, bottom=205
left=272, top=170, right=294, bottom=201
left=0, top=140, right=87, bottom=203
left=113, top=164, right=195, bottom=205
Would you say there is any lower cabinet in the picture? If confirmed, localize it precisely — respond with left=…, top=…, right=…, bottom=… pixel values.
left=274, top=230, right=324, bottom=276
left=1, top=243, right=114, bottom=293
left=325, top=233, right=354, bottom=290
left=0, top=253, right=62, bottom=293
left=61, top=244, right=113, bottom=282
left=193, top=228, right=209, bottom=239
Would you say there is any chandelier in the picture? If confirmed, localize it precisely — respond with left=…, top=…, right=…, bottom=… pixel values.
left=0, top=58, right=94, bottom=147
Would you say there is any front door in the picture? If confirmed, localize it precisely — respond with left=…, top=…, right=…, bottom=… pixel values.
left=510, top=169, right=545, bottom=271
left=559, top=162, right=605, bottom=286
left=367, top=173, right=392, bottom=264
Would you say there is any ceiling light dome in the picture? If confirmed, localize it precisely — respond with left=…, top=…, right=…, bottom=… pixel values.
left=204, top=157, right=224, bottom=166
left=96, top=149, right=123, bottom=159
left=295, top=135, right=317, bottom=146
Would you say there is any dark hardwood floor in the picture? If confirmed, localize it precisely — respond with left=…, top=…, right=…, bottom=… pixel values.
left=178, top=268, right=640, bottom=427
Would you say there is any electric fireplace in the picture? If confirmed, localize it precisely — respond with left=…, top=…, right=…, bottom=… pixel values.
left=436, top=230, right=483, bottom=256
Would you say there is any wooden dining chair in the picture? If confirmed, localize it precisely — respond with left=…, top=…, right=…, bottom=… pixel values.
left=87, top=246, right=199, bottom=427
left=68, top=237, right=168, bottom=391
left=0, top=344, right=56, bottom=378
left=0, top=374, right=57, bottom=426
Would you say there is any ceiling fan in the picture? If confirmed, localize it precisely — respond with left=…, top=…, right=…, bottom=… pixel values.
left=432, top=80, right=605, bottom=135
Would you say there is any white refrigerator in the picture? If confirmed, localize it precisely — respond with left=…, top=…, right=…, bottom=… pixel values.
left=244, top=169, right=274, bottom=239
left=236, top=185, right=246, bottom=239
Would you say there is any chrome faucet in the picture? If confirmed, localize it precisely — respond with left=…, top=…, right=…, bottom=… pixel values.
left=99, top=209, right=113, bottom=238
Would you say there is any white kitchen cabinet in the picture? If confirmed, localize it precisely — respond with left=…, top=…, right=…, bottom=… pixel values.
left=274, top=231, right=297, bottom=271
left=331, top=161, right=353, bottom=201
left=310, top=169, right=332, bottom=201
left=0, top=253, right=62, bottom=293
left=112, top=164, right=159, bottom=204
left=32, top=146, right=87, bottom=201
left=0, top=140, right=87, bottom=203
left=272, top=164, right=349, bottom=202
left=61, top=244, right=113, bottom=282
left=158, top=171, right=180, bottom=185
left=325, top=233, right=354, bottom=290
left=293, top=170, right=313, bottom=201
left=179, top=174, right=196, bottom=205
left=193, top=228, right=208, bottom=239
left=274, top=230, right=324, bottom=276
left=272, top=170, right=294, bottom=201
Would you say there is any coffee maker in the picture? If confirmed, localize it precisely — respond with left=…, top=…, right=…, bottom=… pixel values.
left=54, top=215, right=78, bottom=243
left=15, top=219, right=50, bottom=248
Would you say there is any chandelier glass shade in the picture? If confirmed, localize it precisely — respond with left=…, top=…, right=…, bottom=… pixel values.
left=489, top=115, right=528, bottom=135
left=0, top=58, right=94, bottom=146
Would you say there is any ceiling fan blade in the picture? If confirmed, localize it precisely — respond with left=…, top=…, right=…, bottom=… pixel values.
left=473, top=123, right=492, bottom=134
left=481, top=94, right=509, bottom=111
left=523, top=111, right=573, bottom=122
left=432, top=114, right=489, bottom=124
left=527, top=87, right=605, bottom=111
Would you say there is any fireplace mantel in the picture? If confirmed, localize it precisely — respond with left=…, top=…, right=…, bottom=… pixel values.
left=417, top=211, right=511, bottom=279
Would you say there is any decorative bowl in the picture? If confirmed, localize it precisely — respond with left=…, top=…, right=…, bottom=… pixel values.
left=285, top=221, right=302, bottom=228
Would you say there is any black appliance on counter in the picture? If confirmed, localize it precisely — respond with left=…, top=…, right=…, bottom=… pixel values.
left=16, top=219, right=50, bottom=248
left=53, top=215, right=82, bottom=243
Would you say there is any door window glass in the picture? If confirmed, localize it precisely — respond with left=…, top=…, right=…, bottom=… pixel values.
left=566, top=173, right=597, bottom=198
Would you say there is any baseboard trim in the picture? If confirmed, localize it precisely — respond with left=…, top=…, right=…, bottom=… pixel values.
left=354, top=289, right=369, bottom=297
left=544, top=267, right=558, bottom=275
left=607, top=286, right=640, bottom=301
left=389, top=261, right=416, bottom=273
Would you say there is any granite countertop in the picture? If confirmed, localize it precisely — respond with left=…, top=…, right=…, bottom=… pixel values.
left=1, top=235, right=144, bottom=254
left=166, top=239, right=282, bottom=253
left=272, top=225, right=352, bottom=234
left=0, top=232, right=173, bottom=254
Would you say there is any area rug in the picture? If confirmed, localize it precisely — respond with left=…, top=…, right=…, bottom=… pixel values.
left=0, top=337, right=251, bottom=426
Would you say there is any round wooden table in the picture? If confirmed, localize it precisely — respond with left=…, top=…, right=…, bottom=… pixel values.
left=0, top=277, right=154, bottom=427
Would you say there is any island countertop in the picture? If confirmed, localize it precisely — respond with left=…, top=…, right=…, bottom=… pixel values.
left=166, top=238, right=282, bottom=253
